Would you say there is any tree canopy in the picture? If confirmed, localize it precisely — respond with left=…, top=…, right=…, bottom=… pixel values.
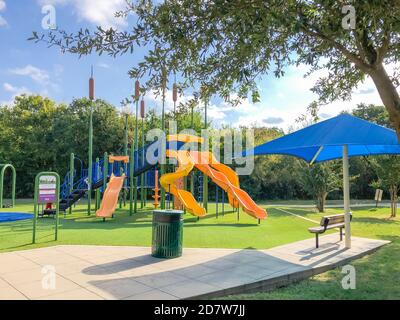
left=31, top=0, right=400, bottom=137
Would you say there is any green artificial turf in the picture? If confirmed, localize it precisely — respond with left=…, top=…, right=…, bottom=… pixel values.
left=221, top=206, right=400, bottom=300
left=0, top=200, right=320, bottom=253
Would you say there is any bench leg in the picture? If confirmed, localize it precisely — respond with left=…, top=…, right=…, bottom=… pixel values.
left=315, top=233, right=319, bottom=248
left=340, top=227, right=343, bottom=241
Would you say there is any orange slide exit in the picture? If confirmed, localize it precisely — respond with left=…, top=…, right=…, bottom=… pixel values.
left=96, top=174, right=125, bottom=219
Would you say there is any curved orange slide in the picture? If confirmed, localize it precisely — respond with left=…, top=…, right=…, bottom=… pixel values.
left=160, top=150, right=206, bottom=217
left=195, top=151, right=240, bottom=208
left=96, top=174, right=125, bottom=219
left=189, top=151, right=267, bottom=220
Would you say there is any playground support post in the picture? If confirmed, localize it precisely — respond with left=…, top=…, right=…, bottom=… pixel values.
left=133, top=80, right=140, bottom=214
left=190, top=104, right=195, bottom=196
left=103, top=152, right=108, bottom=193
left=202, top=99, right=208, bottom=212
left=141, top=113, right=145, bottom=208
left=123, top=113, right=128, bottom=205
left=87, top=68, right=94, bottom=216
left=32, top=172, right=60, bottom=244
left=343, top=144, right=351, bottom=249
left=69, top=153, right=74, bottom=215
left=160, top=71, right=167, bottom=209
left=87, top=102, right=93, bottom=215
left=134, top=98, right=139, bottom=213
left=129, top=149, right=134, bottom=215
left=95, top=157, right=100, bottom=210
left=0, top=164, right=16, bottom=208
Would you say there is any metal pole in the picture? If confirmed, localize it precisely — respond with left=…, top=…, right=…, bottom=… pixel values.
left=203, top=99, right=208, bottom=212
left=216, top=185, right=219, bottom=219
left=95, top=157, right=100, bottom=210
left=32, top=175, right=38, bottom=244
left=133, top=80, right=140, bottom=214
left=134, top=98, right=139, bottom=213
left=190, top=104, right=195, bottom=195
left=88, top=67, right=94, bottom=216
left=222, top=190, right=225, bottom=216
left=55, top=173, right=60, bottom=241
left=343, top=145, right=351, bottom=248
left=69, top=153, right=74, bottom=215
left=11, top=165, right=15, bottom=207
left=123, top=113, right=128, bottom=205
left=87, top=105, right=93, bottom=215
left=103, top=152, right=108, bottom=196
left=160, top=72, right=166, bottom=209
left=141, top=116, right=145, bottom=208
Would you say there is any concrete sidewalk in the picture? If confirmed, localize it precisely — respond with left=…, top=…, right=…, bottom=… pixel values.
left=0, top=234, right=389, bottom=300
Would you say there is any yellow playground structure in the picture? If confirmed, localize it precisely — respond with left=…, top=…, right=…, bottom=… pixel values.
left=160, top=134, right=267, bottom=220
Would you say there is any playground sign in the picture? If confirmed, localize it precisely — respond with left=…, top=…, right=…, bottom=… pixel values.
left=38, top=175, right=57, bottom=203
left=32, top=172, right=60, bottom=244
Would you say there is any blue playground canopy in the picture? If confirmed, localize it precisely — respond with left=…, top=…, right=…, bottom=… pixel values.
left=244, top=113, right=400, bottom=163
left=243, top=113, right=400, bottom=249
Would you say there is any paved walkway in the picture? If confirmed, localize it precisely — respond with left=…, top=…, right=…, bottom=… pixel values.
left=0, top=234, right=389, bottom=300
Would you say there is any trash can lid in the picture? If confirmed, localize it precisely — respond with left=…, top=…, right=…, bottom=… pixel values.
left=153, top=210, right=183, bottom=215
left=153, top=210, right=183, bottom=222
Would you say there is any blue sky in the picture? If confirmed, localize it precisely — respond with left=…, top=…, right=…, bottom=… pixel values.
left=0, top=0, right=391, bottom=131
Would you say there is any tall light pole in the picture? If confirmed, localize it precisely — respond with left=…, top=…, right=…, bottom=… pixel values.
left=87, top=66, right=94, bottom=215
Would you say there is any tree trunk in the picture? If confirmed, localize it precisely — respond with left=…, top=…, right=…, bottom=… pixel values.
left=389, top=184, right=398, bottom=218
left=369, top=64, right=400, bottom=140
left=316, top=192, right=327, bottom=213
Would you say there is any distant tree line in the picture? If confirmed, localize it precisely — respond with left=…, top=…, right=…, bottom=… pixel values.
left=0, top=96, right=398, bottom=216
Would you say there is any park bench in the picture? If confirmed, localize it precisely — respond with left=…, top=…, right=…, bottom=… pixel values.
left=308, top=213, right=352, bottom=248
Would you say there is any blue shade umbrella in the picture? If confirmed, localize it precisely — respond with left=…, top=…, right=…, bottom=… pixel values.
left=243, top=114, right=400, bottom=248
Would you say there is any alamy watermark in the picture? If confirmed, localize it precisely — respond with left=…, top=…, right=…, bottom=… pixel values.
left=342, top=5, right=356, bottom=30
left=41, top=265, right=56, bottom=290
left=41, top=4, right=56, bottom=30
left=141, top=123, right=255, bottom=176
left=341, top=264, right=356, bottom=290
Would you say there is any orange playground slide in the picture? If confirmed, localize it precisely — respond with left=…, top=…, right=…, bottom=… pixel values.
left=162, top=149, right=266, bottom=220
left=189, top=151, right=267, bottom=220
left=96, top=174, right=125, bottom=219
left=160, top=150, right=206, bottom=217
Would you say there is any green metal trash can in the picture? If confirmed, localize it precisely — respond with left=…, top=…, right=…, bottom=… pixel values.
left=152, top=210, right=183, bottom=259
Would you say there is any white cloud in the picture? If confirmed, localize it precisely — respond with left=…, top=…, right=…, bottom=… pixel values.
left=9, top=65, right=50, bottom=85
left=1, top=83, right=32, bottom=106
left=3, top=82, right=17, bottom=92
left=98, top=62, right=110, bottom=69
left=0, top=0, right=7, bottom=27
left=38, top=0, right=127, bottom=28
left=145, top=88, right=194, bottom=114
left=263, top=117, right=284, bottom=125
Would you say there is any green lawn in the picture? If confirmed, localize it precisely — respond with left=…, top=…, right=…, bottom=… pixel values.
left=1, top=200, right=399, bottom=299
left=222, top=206, right=400, bottom=300
left=0, top=200, right=321, bottom=253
